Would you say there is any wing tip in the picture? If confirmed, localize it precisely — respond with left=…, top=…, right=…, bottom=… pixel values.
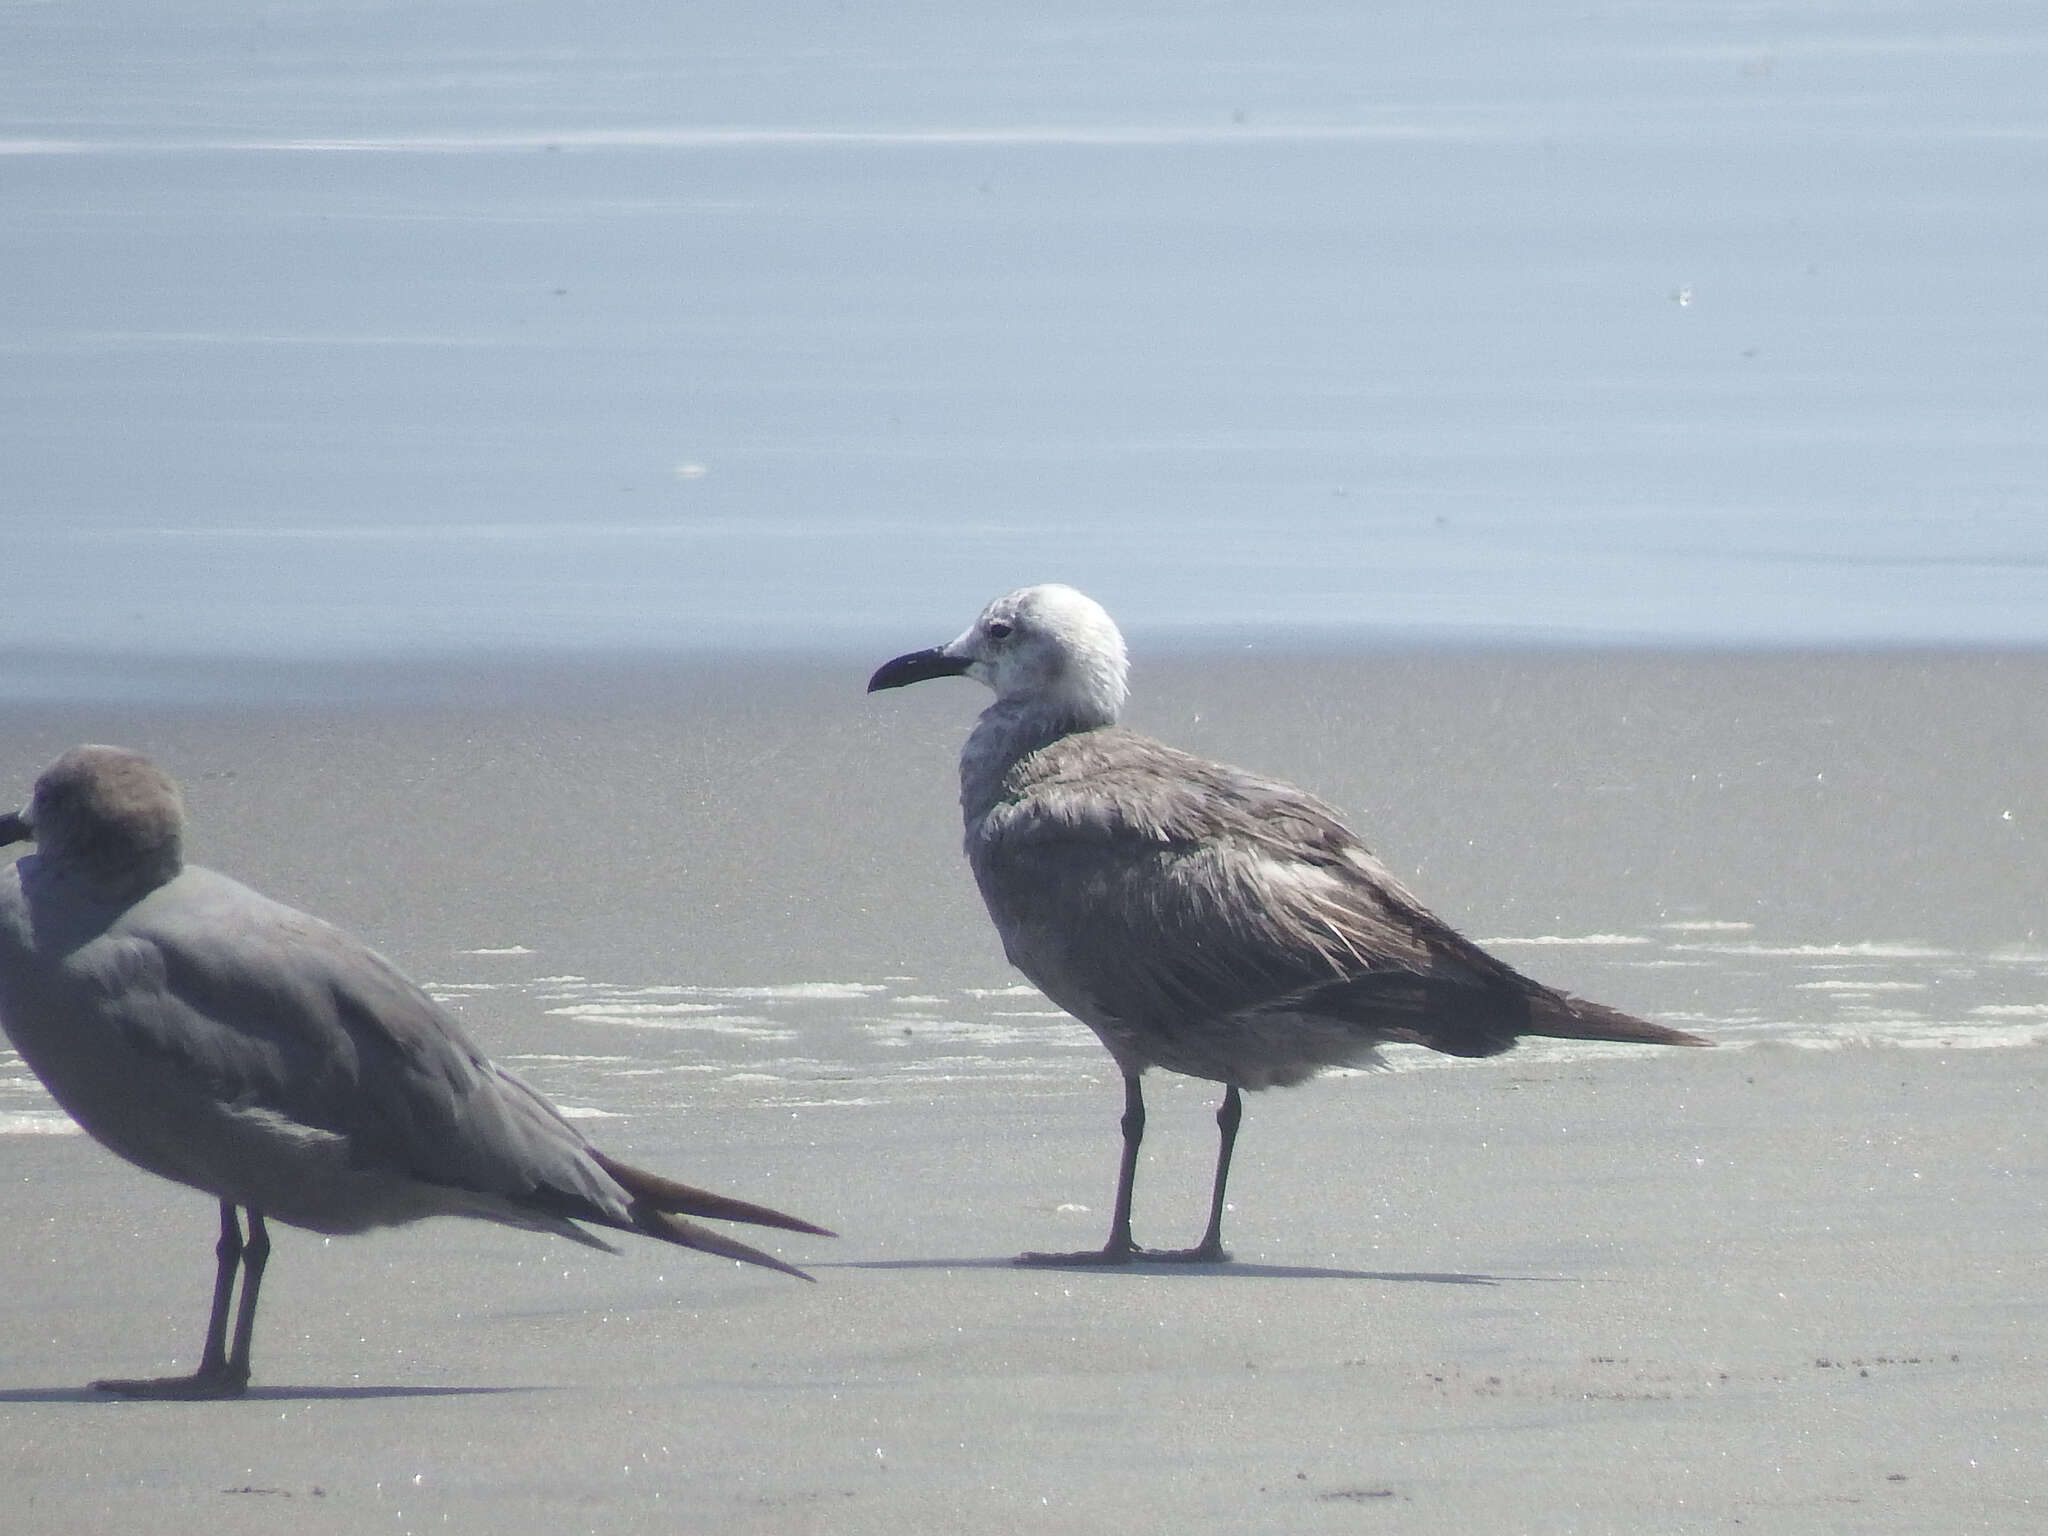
left=594, top=1150, right=834, bottom=1235
left=642, top=1209, right=818, bottom=1281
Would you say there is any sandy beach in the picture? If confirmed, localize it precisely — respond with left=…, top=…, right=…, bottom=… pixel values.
left=0, top=650, right=2041, bottom=1532
left=0, top=1043, right=2038, bottom=1535
left=8, top=0, right=2045, bottom=1524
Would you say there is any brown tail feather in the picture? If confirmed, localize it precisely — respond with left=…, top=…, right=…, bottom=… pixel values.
left=593, top=1151, right=837, bottom=1236
left=1528, top=993, right=1712, bottom=1048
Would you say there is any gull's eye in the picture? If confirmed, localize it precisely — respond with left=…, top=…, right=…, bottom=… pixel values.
left=985, top=620, right=1014, bottom=640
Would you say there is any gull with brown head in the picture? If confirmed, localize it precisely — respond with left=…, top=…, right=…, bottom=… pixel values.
left=0, top=745, right=832, bottom=1397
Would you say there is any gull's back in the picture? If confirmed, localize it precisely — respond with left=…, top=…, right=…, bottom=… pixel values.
left=0, top=853, right=628, bottom=1242
left=965, top=724, right=1555, bottom=1086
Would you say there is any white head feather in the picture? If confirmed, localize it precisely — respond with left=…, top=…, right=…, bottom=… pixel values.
left=941, top=584, right=1130, bottom=729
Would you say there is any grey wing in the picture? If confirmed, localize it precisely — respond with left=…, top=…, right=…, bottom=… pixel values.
left=973, top=738, right=1537, bottom=1065
left=95, top=874, right=623, bottom=1222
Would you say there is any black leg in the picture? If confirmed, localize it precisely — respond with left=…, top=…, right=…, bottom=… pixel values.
left=1018, top=1073, right=1147, bottom=1265
left=195, top=1200, right=244, bottom=1377
left=1017, top=1075, right=1237, bottom=1266
left=1188, top=1085, right=1241, bottom=1262
left=92, top=1202, right=265, bottom=1399
left=223, top=1211, right=270, bottom=1389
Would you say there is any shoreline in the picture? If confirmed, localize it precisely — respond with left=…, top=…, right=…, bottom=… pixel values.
left=6, top=637, right=2047, bottom=709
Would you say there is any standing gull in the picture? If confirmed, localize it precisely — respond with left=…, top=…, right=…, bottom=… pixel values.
left=869, top=584, right=1709, bottom=1266
left=0, top=745, right=831, bottom=1398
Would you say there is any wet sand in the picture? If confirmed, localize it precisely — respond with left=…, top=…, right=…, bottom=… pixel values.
left=1, top=649, right=2043, bottom=1531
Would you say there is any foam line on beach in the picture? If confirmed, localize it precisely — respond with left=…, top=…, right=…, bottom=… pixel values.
left=483, top=943, right=2048, bottom=1121
left=543, top=1000, right=726, bottom=1017
left=545, top=1004, right=797, bottom=1039
left=0, top=1111, right=80, bottom=1136
left=0, top=121, right=1501, bottom=160
left=1668, top=941, right=1960, bottom=959
left=13, top=929, right=2039, bottom=1136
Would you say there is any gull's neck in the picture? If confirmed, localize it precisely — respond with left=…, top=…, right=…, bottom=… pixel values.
left=959, top=692, right=1115, bottom=825
left=27, top=839, right=182, bottom=907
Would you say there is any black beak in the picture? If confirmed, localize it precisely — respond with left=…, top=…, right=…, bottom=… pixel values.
left=0, top=811, right=30, bottom=848
left=867, top=646, right=972, bottom=693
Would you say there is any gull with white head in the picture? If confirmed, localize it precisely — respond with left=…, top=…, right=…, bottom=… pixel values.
left=0, top=745, right=832, bottom=1398
left=870, top=584, right=1709, bottom=1265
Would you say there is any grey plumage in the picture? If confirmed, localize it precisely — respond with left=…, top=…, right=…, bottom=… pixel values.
left=0, top=745, right=830, bottom=1398
left=869, top=584, right=1708, bottom=1265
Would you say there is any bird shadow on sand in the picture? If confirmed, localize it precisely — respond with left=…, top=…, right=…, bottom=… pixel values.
left=0, top=1383, right=544, bottom=1405
left=831, top=1257, right=1510, bottom=1285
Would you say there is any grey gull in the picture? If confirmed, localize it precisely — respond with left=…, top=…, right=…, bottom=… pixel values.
left=0, top=745, right=831, bottom=1398
left=868, top=584, right=1709, bottom=1265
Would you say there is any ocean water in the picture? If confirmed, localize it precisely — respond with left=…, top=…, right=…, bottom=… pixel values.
left=5, top=0, right=2047, bottom=673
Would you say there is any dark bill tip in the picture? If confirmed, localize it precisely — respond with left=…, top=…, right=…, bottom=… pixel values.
left=867, top=646, right=971, bottom=693
left=0, top=811, right=31, bottom=848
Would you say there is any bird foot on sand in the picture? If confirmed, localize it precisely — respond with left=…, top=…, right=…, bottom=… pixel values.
left=91, top=1369, right=249, bottom=1401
